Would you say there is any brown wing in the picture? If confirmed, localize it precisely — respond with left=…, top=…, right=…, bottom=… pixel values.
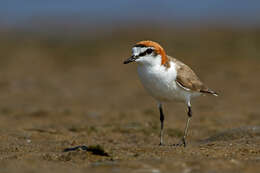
left=168, top=56, right=217, bottom=95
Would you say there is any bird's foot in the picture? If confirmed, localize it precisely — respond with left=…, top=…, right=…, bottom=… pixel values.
left=172, top=138, right=186, bottom=147
left=159, top=142, right=164, bottom=146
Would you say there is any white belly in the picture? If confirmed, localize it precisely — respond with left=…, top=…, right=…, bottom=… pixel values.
left=137, top=63, right=195, bottom=103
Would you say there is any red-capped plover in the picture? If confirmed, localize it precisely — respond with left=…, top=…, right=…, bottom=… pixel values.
left=124, top=40, right=218, bottom=147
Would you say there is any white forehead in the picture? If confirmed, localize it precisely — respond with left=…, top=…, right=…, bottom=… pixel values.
left=132, top=47, right=152, bottom=56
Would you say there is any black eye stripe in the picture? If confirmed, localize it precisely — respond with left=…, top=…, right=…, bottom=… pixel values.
left=137, top=48, right=154, bottom=57
left=138, top=52, right=146, bottom=57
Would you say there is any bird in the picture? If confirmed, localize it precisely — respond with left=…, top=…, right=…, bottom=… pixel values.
left=123, top=40, right=218, bottom=147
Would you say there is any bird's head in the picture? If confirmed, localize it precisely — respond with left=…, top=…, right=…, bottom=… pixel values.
left=124, top=40, right=169, bottom=67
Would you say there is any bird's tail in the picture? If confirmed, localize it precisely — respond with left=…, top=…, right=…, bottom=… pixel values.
left=200, top=88, right=218, bottom=96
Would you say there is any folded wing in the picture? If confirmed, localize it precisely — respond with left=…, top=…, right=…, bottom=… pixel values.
left=168, top=56, right=218, bottom=96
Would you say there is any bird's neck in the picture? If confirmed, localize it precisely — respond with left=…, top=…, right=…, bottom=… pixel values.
left=161, top=54, right=170, bottom=68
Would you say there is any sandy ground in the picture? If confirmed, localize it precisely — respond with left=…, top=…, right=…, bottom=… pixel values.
left=0, top=28, right=260, bottom=172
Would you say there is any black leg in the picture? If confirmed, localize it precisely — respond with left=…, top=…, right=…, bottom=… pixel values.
left=173, top=104, right=192, bottom=147
left=182, top=106, right=192, bottom=147
left=159, top=103, right=164, bottom=145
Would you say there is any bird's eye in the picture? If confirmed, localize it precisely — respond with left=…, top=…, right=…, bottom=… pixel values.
left=146, top=48, right=153, bottom=54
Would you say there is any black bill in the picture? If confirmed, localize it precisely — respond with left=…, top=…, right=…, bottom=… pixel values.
left=123, top=55, right=136, bottom=64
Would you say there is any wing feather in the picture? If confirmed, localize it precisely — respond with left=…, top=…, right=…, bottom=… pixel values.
left=168, top=56, right=217, bottom=96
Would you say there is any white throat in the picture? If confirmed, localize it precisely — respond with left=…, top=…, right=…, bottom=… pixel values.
left=136, top=54, right=162, bottom=67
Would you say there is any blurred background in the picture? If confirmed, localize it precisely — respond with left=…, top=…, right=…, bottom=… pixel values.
left=0, top=1, right=260, bottom=171
left=1, top=0, right=259, bottom=110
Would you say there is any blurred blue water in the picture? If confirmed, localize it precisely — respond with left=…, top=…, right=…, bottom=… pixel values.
left=1, top=0, right=260, bottom=28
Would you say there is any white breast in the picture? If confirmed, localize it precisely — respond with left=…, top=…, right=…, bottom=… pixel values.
left=137, top=61, right=193, bottom=103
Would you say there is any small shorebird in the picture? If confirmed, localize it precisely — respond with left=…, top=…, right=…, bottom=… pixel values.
left=123, top=40, right=217, bottom=147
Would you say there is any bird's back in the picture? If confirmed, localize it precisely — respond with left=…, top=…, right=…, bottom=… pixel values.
left=168, top=56, right=217, bottom=96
